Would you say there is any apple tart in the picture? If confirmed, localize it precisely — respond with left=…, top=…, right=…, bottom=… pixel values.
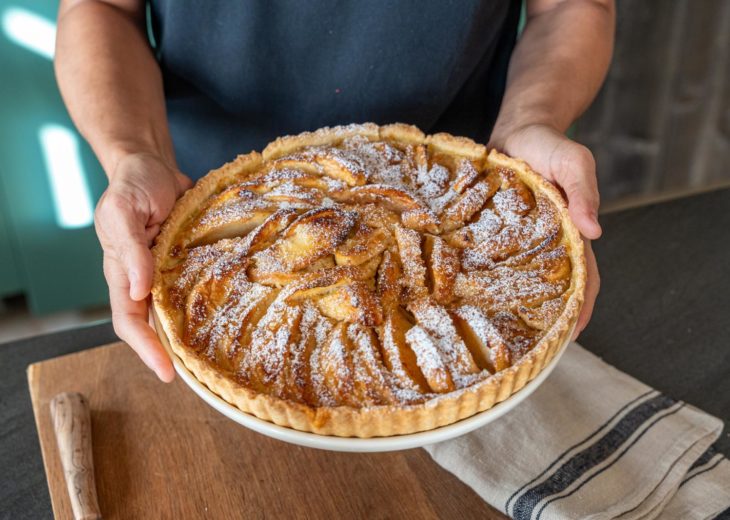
left=152, top=123, right=585, bottom=437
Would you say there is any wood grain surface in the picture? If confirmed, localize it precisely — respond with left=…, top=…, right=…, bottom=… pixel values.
left=28, top=342, right=505, bottom=519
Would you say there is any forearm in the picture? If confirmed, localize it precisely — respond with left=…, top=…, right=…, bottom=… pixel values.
left=55, top=0, right=175, bottom=177
left=490, top=0, right=615, bottom=147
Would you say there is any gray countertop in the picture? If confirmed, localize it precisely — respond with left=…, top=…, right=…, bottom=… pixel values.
left=1, top=188, right=728, bottom=519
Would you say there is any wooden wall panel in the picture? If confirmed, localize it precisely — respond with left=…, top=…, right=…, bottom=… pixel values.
left=574, top=0, right=730, bottom=205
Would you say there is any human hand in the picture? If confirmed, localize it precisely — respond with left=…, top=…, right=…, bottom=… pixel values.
left=489, top=124, right=601, bottom=339
left=95, top=152, right=192, bottom=381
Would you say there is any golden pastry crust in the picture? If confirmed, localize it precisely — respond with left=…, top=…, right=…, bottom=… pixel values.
left=151, top=123, right=585, bottom=437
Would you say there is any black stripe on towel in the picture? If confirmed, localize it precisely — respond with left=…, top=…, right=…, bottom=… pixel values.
left=510, top=394, right=676, bottom=520
left=533, top=403, right=685, bottom=520
left=680, top=455, right=724, bottom=489
left=504, top=390, right=656, bottom=512
left=687, top=445, right=718, bottom=473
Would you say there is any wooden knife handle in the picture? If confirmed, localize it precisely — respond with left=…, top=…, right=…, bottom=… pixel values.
left=50, top=392, right=102, bottom=520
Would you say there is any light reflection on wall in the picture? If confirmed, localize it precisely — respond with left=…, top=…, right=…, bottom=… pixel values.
left=1, top=6, right=55, bottom=60
left=39, top=124, right=94, bottom=229
left=4, top=7, right=94, bottom=229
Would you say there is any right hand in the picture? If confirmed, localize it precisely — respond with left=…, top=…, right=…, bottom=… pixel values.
left=95, top=152, right=192, bottom=382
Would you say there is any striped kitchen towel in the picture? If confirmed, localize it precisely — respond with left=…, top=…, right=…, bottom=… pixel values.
left=424, top=343, right=730, bottom=520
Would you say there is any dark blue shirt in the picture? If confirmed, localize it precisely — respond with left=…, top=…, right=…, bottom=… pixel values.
left=149, top=0, right=521, bottom=179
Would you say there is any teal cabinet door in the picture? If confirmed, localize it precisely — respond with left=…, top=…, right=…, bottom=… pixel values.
left=0, top=0, right=108, bottom=313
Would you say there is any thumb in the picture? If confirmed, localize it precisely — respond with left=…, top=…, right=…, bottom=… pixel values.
left=126, top=245, right=154, bottom=302
left=551, top=143, right=602, bottom=240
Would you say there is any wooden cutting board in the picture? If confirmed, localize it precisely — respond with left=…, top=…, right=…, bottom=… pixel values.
left=28, top=342, right=504, bottom=519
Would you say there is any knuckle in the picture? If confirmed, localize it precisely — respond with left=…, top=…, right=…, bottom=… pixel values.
left=575, top=144, right=596, bottom=169
left=95, top=192, right=130, bottom=232
left=94, top=193, right=110, bottom=223
left=562, top=143, right=595, bottom=174
left=111, top=314, right=129, bottom=339
left=105, top=192, right=132, bottom=213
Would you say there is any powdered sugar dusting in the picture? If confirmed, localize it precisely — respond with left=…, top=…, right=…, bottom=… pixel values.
left=453, top=304, right=507, bottom=370
left=405, top=325, right=452, bottom=391
left=407, top=299, right=480, bottom=386
left=168, top=132, right=573, bottom=409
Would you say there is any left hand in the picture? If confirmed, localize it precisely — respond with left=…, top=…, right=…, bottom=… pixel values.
left=489, top=123, right=601, bottom=339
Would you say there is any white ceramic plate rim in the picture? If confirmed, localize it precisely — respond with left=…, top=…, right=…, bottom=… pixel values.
left=168, top=333, right=573, bottom=452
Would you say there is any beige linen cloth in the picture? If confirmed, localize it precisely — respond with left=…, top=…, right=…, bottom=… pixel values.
left=424, top=343, right=730, bottom=520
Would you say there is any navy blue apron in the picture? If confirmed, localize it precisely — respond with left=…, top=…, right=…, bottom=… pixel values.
left=149, top=0, right=521, bottom=179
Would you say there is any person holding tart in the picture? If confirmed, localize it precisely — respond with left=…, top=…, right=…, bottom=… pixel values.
left=55, top=0, right=614, bottom=390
